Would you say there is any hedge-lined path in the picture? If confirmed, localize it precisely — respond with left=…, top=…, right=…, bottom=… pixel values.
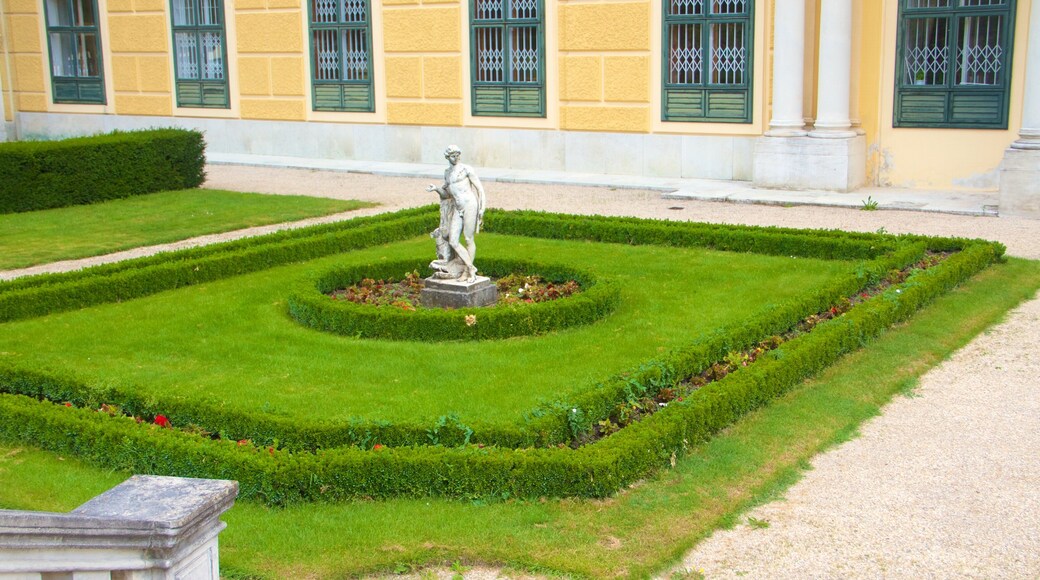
left=4, top=164, right=1039, bottom=578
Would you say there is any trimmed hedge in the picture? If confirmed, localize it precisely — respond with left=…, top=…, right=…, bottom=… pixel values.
left=0, top=129, right=206, bottom=214
left=0, top=209, right=436, bottom=323
left=0, top=207, right=1006, bottom=502
left=288, top=258, right=621, bottom=341
left=0, top=240, right=1000, bottom=503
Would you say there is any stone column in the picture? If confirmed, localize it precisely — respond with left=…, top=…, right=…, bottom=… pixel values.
left=849, top=0, right=865, bottom=134
left=1011, top=0, right=1040, bottom=150
left=766, top=0, right=807, bottom=136
left=998, top=0, right=1040, bottom=218
left=809, top=0, right=856, bottom=138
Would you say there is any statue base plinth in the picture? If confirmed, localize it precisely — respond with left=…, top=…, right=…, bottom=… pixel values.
left=420, top=276, right=498, bottom=309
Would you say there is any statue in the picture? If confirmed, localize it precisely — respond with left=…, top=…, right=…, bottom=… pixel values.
left=425, top=145, right=486, bottom=283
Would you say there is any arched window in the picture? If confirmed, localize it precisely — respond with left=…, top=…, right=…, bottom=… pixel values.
left=895, top=0, right=1016, bottom=128
left=470, top=0, right=545, bottom=117
left=663, top=0, right=753, bottom=123
left=310, top=0, right=374, bottom=112
left=44, top=0, right=105, bottom=104
left=170, top=0, right=229, bottom=108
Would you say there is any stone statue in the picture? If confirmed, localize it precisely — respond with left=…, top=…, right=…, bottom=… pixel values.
left=425, top=144, right=486, bottom=283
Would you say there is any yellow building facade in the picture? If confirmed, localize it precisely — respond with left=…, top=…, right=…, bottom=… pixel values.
left=1, top=0, right=1038, bottom=214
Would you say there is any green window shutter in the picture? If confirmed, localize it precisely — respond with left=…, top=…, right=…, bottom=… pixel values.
left=470, top=0, right=545, bottom=118
left=662, top=0, right=753, bottom=124
left=894, top=0, right=1016, bottom=129
left=44, top=0, right=106, bottom=104
left=309, top=0, right=374, bottom=113
left=170, top=0, right=230, bottom=109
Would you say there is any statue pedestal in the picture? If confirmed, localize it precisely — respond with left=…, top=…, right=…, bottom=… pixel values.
left=421, top=276, right=498, bottom=309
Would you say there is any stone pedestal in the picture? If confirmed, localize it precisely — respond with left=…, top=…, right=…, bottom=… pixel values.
left=752, top=135, right=866, bottom=192
left=421, top=276, right=498, bottom=309
left=998, top=148, right=1040, bottom=219
left=0, top=475, right=238, bottom=579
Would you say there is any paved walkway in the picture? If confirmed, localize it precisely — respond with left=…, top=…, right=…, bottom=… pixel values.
left=3, top=162, right=1038, bottom=579
left=209, top=152, right=1000, bottom=216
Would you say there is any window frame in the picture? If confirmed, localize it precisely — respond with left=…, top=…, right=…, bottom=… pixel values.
left=661, top=0, right=754, bottom=124
left=43, top=0, right=106, bottom=105
left=308, top=0, right=375, bottom=113
left=893, top=0, right=1017, bottom=129
left=469, top=0, right=546, bottom=118
left=169, top=0, right=230, bottom=109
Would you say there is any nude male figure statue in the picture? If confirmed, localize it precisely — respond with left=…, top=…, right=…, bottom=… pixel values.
left=425, top=145, right=486, bottom=283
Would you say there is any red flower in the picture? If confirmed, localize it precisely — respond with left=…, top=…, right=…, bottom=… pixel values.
left=237, top=439, right=249, bottom=446
left=267, top=446, right=276, bottom=455
left=63, top=402, right=73, bottom=407
left=373, top=443, right=384, bottom=451
left=154, top=415, right=171, bottom=428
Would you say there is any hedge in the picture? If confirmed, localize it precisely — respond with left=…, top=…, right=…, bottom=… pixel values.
left=0, top=208, right=437, bottom=323
left=0, top=129, right=206, bottom=214
left=0, top=239, right=999, bottom=503
left=0, top=235, right=915, bottom=454
left=0, top=208, right=1005, bottom=502
left=288, top=258, right=621, bottom=341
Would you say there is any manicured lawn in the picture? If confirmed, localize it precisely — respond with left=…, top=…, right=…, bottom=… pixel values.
left=0, top=234, right=854, bottom=425
left=2, top=258, right=1036, bottom=578
left=0, top=189, right=373, bottom=271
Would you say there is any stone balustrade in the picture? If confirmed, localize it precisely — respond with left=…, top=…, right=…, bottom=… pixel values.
left=0, top=475, right=238, bottom=580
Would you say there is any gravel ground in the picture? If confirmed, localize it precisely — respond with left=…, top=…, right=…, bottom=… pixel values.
left=5, top=164, right=1038, bottom=579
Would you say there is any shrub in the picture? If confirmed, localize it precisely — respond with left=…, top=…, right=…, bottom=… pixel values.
left=0, top=129, right=206, bottom=214
left=0, top=208, right=1005, bottom=502
left=287, top=258, right=622, bottom=341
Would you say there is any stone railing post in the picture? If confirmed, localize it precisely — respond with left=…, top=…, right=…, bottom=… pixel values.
left=0, top=475, right=238, bottom=580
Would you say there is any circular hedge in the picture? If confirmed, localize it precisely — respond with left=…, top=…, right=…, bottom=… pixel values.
left=286, top=257, right=621, bottom=341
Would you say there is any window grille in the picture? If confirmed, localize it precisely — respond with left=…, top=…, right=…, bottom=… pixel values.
left=170, top=0, right=229, bottom=108
left=471, top=0, right=545, bottom=117
left=44, top=0, right=105, bottom=104
left=895, top=0, right=1015, bottom=128
left=309, top=0, right=374, bottom=112
left=663, top=0, right=752, bottom=122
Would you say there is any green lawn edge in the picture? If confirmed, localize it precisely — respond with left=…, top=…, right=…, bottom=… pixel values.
left=1, top=258, right=1036, bottom=578
left=0, top=208, right=1005, bottom=502
left=0, top=189, right=375, bottom=271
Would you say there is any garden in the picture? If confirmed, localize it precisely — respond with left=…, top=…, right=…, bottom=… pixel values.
left=1, top=130, right=1039, bottom=578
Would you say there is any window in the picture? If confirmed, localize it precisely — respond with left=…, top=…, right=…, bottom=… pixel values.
left=663, top=0, right=753, bottom=123
left=470, top=0, right=544, bottom=117
left=309, top=0, right=374, bottom=112
left=170, top=0, right=229, bottom=108
left=895, top=0, right=1016, bottom=128
left=44, top=0, right=105, bottom=104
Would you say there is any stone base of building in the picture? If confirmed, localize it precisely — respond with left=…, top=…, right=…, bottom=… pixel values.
left=0, top=121, right=13, bottom=143
left=421, top=276, right=498, bottom=309
left=14, top=112, right=756, bottom=182
left=752, top=135, right=867, bottom=192
left=998, top=147, right=1040, bottom=219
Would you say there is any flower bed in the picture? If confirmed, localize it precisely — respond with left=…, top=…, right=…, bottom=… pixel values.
left=287, top=258, right=620, bottom=341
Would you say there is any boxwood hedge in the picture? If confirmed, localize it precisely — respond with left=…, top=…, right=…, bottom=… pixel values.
left=0, top=129, right=206, bottom=214
left=288, top=257, right=621, bottom=341
left=0, top=207, right=1004, bottom=503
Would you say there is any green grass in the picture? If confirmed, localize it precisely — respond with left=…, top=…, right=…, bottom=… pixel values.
left=2, top=258, right=1036, bottom=578
left=0, top=235, right=854, bottom=426
left=0, top=189, right=374, bottom=271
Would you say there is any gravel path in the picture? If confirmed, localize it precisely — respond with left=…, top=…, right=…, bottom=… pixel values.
left=5, top=164, right=1038, bottom=578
